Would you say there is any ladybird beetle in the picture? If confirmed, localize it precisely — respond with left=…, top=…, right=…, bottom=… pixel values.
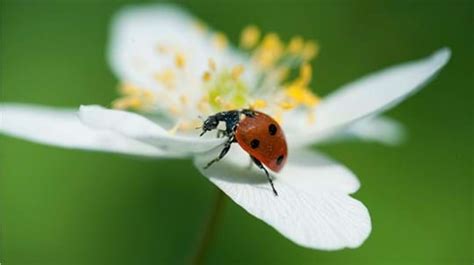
left=200, top=109, right=288, bottom=196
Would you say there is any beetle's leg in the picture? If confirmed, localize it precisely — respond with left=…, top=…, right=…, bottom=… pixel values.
left=204, top=136, right=235, bottom=169
left=250, top=156, right=278, bottom=196
left=216, top=129, right=226, bottom=138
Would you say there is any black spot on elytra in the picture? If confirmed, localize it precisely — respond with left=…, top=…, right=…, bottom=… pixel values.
left=250, top=139, right=260, bottom=149
left=276, top=155, right=285, bottom=165
left=268, top=124, right=277, bottom=135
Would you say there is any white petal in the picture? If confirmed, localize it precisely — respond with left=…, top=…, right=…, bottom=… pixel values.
left=194, top=148, right=370, bottom=250
left=289, top=48, right=451, bottom=147
left=315, top=116, right=406, bottom=146
left=279, top=149, right=360, bottom=194
left=79, top=105, right=225, bottom=154
left=0, top=103, right=171, bottom=157
left=108, top=4, right=249, bottom=97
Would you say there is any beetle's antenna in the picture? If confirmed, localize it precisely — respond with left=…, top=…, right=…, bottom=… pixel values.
left=196, top=115, right=205, bottom=130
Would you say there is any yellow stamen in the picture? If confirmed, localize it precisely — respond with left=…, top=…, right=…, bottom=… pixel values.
left=213, top=96, right=234, bottom=110
left=213, top=32, right=228, bottom=50
left=197, top=100, right=210, bottom=113
left=214, top=96, right=223, bottom=105
left=250, top=99, right=267, bottom=109
left=255, top=32, right=283, bottom=68
left=285, top=85, right=320, bottom=108
left=143, top=89, right=156, bottom=102
left=112, top=96, right=142, bottom=110
left=302, top=40, right=320, bottom=61
left=240, top=25, right=260, bottom=49
left=175, top=53, right=186, bottom=69
left=168, top=105, right=182, bottom=116
left=288, top=36, right=304, bottom=54
left=112, top=98, right=128, bottom=110
left=180, top=94, right=188, bottom=105
left=278, top=67, right=290, bottom=82
left=155, top=44, right=169, bottom=54
left=279, top=101, right=296, bottom=110
left=154, top=69, right=176, bottom=89
left=193, top=20, right=207, bottom=33
left=202, top=71, right=212, bottom=82
left=231, top=65, right=245, bottom=80
left=119, top=83, right=140, bottom=96
left=299, top=63, right=312, bottom=86
left=208, top=58, right=217, bottom=71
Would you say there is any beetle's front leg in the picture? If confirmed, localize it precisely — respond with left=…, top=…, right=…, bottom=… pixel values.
left=204, top=135, right=235, bottom=169
left=216, top=129, right=228, bottom=138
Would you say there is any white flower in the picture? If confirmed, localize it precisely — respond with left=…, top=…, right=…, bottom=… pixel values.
left=0, top=4, right=450, bottom=250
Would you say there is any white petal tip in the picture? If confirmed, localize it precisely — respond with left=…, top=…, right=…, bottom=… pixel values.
left=432, top=47, right=451, bottom=67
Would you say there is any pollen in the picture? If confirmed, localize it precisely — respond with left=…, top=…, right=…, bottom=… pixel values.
left=231, top=65, right=245, bottom=80
left=119, top=83, right=140, bottom=96
left=197, top=99, right=210, bottom=113
left=214, top=95, right=223, bottom=105
left=154, top=69, right=176, bottom=89
left=299, top=63, right=312, bottom=86
left=250, top=99, right=267, bottom=109
left=174, top=53, right=186, bottom=69
left=180, top=94, right=189, bottom=105
left=193, top=20, right=207, bottom=33
left=202, top=71, right=212, bottom=82
left=302, top=40, right=320, bottom=61
left=213, top=32, right=228, bottom=50
left=208, top=58, right=217, bottom=72
left=143, top=89, right=156, bottom=101
left=168, top=105, right=182, bottom=116
left=288, top=36, right=304, bottom=54
left=112, top=96, right=142, bottom=110
left=279, top=101, right=296, bottom=110
left=112, top=24, right=323, bottom=132
left=254, top=32, right=284, bottom=68
left=113, top=83, right=157, bottom=111
left=278, top=67, right=290, bottom=82
left=285, top=85, right=320, bottom=107
left=240, top=25, right=261, bottom=49
left=155, top=44, right=169, bottom=54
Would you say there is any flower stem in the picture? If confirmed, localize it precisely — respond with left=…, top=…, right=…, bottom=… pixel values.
left=191, top=188, right=226, bottom=265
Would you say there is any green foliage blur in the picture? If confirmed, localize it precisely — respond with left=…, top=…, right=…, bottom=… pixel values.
left=0, top=0, right=472, bottom=264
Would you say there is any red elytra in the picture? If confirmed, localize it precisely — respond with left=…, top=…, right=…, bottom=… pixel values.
left=235, top=111, right=288, bottom=172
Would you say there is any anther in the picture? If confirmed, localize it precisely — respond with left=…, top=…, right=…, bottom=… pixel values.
left=240, top=25, right=260, bottom=49
left=175, top=53, right=186, bottom=69
left=213, top=32, right=228, bottom=50
left=202, top=71, right=212, bottom=82
left=288, top=36, right=304, bottom=54
left=231, top=65, right=245, bottom=80
left=208, top=58, right=217, bottom=71
left=302, top=40, right=319, bottom=61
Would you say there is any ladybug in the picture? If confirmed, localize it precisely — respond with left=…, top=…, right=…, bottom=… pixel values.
left=200, top=109, right=288, bottom=196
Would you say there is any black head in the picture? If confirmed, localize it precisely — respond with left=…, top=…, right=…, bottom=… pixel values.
left=200, top=115, right=219, bottom=136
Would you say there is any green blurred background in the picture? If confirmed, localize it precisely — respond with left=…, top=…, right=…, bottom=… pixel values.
left=0, top=0, right=472, bottom=264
